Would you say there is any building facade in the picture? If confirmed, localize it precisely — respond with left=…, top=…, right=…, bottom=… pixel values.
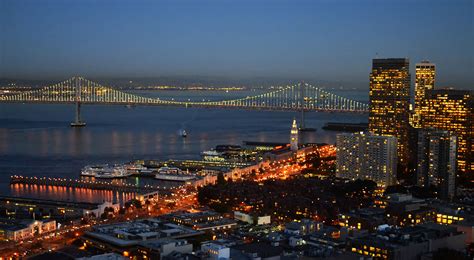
left=336, top=132, right=398, bottom=187
left=413, top=61, right=436, bottom=127
left=417, top=129, right=457, bottom=200
left=0, top=219, right=56, bottom=241
left=419, top=89, right=472, bottom=175
left=348, top=224, right=466, bottom=260
left=201, top=242, right=230, bottom=260
left=369, top=58, right=411, bottom=174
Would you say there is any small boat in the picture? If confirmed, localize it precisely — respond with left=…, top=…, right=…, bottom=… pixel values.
left=181, top=130, right=187, bottom=138
left=71, top=122, right=86, bottom=127
left=299, top=127, right=317, bottom=132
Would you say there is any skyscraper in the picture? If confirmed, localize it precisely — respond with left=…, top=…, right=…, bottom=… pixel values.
left=417, top=129, right=457, bottom=200
left=369, top=58, right=411, bottom=174
left=290, top=119, right=299, bottom=152
left=419, top=89, right=473, bottom=175
left=336, top=132, right=398, bottom=187
left=413, top=61, right=436, bottom=127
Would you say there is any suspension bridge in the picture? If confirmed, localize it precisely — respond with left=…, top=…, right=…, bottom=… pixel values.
left=0, top=77, right=369, bottom=126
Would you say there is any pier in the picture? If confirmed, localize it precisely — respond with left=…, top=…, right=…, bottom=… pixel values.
left=10, top=175, right=172, bottom=194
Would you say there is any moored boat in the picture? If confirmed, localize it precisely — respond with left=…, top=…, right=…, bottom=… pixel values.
left=81, top=164, right=131, bottom=179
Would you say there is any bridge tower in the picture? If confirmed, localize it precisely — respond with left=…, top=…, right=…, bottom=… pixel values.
left=71, top=77, right=86, bottom=127
left=299, top=82, right=306, bottom=129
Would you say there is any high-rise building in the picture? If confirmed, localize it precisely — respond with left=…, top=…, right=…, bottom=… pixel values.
left=336, top=132, right=398, bottom=187
left=415, top=61, right=436, bottom=107
left=416, top=129, right=457, bottom=200
left=413, top=61, right=436, bottom=127
left=419, top=89, right=473, bottom=175
left=290, top=119, right=299, bottom=152
left=369, top=58, right=411, bottom=174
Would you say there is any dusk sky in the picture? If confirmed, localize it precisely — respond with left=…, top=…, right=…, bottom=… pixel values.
left=1, top=0, right=473, bottom=88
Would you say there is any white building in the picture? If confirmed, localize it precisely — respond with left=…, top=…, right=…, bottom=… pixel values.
left=234, top=211, right=271, bottom=225
left=0, top=219, right=56, bottom=241
left=201, top=242, right=230, bottom=260
left=84, top=201, right=120, bottom=218
left=336, top=132, right=397, bottom=187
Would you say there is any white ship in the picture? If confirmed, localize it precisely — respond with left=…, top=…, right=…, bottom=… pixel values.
left=81, top=164, right=131, bottom=179
left=154, top=167, right=196, bottom=182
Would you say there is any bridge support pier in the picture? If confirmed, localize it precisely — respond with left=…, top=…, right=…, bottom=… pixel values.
left=300, top=108, right=305, bottom=129
left=71, top=101, right=86, bottom=127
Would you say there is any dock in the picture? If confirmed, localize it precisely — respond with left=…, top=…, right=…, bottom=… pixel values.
left=10, top=175, right=171, bottom=193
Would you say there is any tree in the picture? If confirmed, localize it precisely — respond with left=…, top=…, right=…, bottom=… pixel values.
left=166, top=202, right=176, bottom=209
left=217, top=172, right=226, bottom=186
left=249, top=170, right=257, bottom=179
left=130, top=199, right=142, bottom=209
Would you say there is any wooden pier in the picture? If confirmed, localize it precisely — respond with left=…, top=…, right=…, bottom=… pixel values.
left=10, top=175, right=171, bottom=193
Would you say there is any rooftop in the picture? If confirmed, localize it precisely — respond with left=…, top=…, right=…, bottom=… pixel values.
left=85, top=218, right=203, bottom=247
left=350, top=223, right=462, bottom=249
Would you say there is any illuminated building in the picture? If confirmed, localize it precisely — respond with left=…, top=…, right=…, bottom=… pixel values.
left=0, top=219, right=56, bottom=241
left=234, top=211, right=271, bottom=225
left=83, top=218, right=203, bottom=255
left=134, top=239, right=193, bottom=259
left=384, top=193, right=435, bottom=227
left=417, top=129, right=457, bottom=200
left=430, top=201, right=470, bottom=226
left=413, top=61, right=436, bottom=126
left=369, top=58, right=411, bottom=174
left=349, top=224, right=465, bottom=259
left=336, top=132, right=397, bottom=187
left=290, top=119, right=299, bottom=152
left=163, top=211, right=238, bottom=232
left=436, top=213, right=465, bottom=226
left=338, top=208, right=385, bottom=231
left=284, top=219, right=320, bottom=235
left=419, top=89, right=473, bottom=175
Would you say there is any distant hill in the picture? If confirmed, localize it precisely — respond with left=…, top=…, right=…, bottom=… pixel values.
left=0, top=76, right=368, bottom=90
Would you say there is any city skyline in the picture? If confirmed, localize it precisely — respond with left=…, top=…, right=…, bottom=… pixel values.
left=1, top=0, right=473, bottom=89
